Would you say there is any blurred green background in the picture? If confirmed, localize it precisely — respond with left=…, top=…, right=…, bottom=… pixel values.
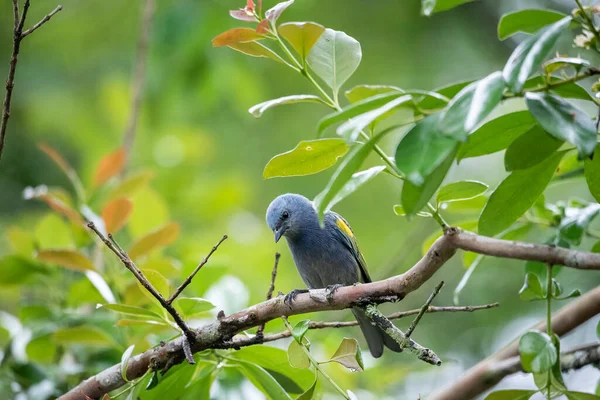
left=0, top=0, right=598, bottom=398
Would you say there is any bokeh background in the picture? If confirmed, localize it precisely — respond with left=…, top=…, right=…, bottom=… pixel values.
left=0, top=0, right=599, bottom=398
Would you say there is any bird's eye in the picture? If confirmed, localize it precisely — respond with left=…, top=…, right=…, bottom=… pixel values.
left=282, top=211, right=289, bottom=219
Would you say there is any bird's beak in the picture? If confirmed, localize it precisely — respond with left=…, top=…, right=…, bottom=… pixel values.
left=274, top=226, right=285, bottom=243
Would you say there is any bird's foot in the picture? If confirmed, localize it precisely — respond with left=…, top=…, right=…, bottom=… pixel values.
left=325, top=284, right=344, bottom=303
left=284, top=289, right=309, bottom=306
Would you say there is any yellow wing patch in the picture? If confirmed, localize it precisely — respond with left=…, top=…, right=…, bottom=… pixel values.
left=336, top=217, right=354, bottom=238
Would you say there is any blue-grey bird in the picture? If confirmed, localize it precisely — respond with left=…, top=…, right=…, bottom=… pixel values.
left=266, top=193, right=401, bottom=358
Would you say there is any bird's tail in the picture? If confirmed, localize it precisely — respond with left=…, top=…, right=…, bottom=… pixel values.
left=352, top=307, right=402, bottom=358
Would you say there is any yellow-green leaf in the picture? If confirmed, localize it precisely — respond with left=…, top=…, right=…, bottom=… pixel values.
left=129, top=222, right=180, bottom=260
left=279, top=22, right=325, bottom=61
left=325, top=337, right=364, bottom=371
left=53, top=326, right=117, bottom=348
left=287, top=340, right=310, bottom=369
left=584, top=144, right=600, bottom=203
left=36, top=250, right=95, bottom=272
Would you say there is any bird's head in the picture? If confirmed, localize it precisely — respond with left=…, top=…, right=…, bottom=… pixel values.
left=266, top=193, right=316, bottom=242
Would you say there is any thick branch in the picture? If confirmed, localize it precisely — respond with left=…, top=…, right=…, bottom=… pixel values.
left=1, top=0, right=62, bottom=161
left=446, top=228, right=600, bottom=270
left=429, top=285, right=600, bottom=400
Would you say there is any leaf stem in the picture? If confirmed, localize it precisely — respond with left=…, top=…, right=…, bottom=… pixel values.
left=282, top=317, right=349, bottom=399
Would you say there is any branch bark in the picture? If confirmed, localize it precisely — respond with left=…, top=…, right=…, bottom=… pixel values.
left=58, top=227, right=600, bottom=399
left=0, top=1, right=62, bottom=161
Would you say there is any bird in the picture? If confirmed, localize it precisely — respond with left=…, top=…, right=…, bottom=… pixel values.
left=265, top=193, right=401, bottom=358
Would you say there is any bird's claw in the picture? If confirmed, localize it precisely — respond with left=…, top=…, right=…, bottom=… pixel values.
left=284, top=289, right=309, bottom=306
left=325, top=284, right=344, bottom=302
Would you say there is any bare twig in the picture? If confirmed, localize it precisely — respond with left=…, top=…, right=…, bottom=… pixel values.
left=405, top=281, right=444, bottom=339
left=87, top=222, right=196, bottom=364
left=365, top=304, right=441, bottom=366
left=256, top=253, right=280, bottom=337
left=166, top=235, right=228, bottom=305
left=122, top=0, right=155, bottom=170
left=0, top=0, right=62, bottom=161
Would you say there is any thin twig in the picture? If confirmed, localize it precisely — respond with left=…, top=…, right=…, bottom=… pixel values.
left=405, top=281, right=444, bottom=339
left=166, top=235, right=228, bottom=305
left=122, top=0, right=155, bottom=171
left=256, top=253, right=280, bottom=337
left=87, top=222, right=196, bottom=364
left=0, top=0, right=62, bottom=161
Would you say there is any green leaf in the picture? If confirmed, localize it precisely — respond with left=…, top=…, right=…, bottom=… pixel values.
left=306, top=28, right=361, bottom=97
left=336, top=95, right=413, bottom=143
left=296, top=376, right=317, bottom=400
left=325, top=337, right=364, bottom=372
left=457, top=111, right=536, bottom=162
left=523, top=76, right=594, bottom=102
left=395, top=113, right=457, bottom=186
left=26, top=334, right=57, bottom=364
left=0, top=256, right=48, bottom=286
left=249, top=95, right=323, bottom=118
left=121, top=345, right=135, bottom=382
left=418, top=80, right=471, bottom=110
left=544, top=57, right=591, bottom=75
left=436, top=180, right=488, bottom=205
left=402, top=146, right=457, bottom=215
left=7, top=227, right=35, bottom=257
left=526, top=92, right=597, bottom=158
left=479, top=151, right=565, bottom=236
left=504, top=125, right=563, bottom=171
left=263, top=139, right=350, bottom=179
left=421, top=0, right=476, bottom=16
left=97, top=303, right=164, bottom=321
left=519, top=331, right=557, bottom=373
left=485, top=390, right=537, bottom=400
left=287, top=340, right=310, bottom=369
left=394, top=204, right=432, bottom=218
left=279, top=22, right=325, bottom=61
left=318, top=92, right=405, bottom=136
left=584, top=144, right=600, bottom=202
left=291, top=320, right=310, bottom=343
left=237, top=360, right=293, bottom=400
left=440, top=71, right=505, bottom=140
left=345, top=84, right=404, bottom=103
left=146, top=370, right=159, bottom=390
left=175, top=297, right=215, bottom=318
left=137, top=269, right=170, bottom=302
left=519, top=273, right=545, bottom=301
left=558, top=203, right=600, bottom=246
left=314, top=126, right=398, bottom=221
left=565, top=392, right=600, bottom=400
left=53, top=326, right=117, bottom=348
left=323, top=166, right=386, bottom=213
left=555, top=288, right=581, bottom=300
left=231, top=346, right=314, bottom=393
left=497, top=9, right=567, bottom=40
left=503, top=17, right=571, bottom=93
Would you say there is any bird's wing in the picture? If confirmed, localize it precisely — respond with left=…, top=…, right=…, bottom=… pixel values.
left=327, top=211, right=372, bottom=283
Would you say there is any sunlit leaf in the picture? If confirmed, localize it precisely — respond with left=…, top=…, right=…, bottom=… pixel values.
left=306, top=28, right=361, bottom=97
left=212, top=28, right=264, bottom=47
left=497, top=9, right=567, bottom=40
left=102, top=197, right=133, bottom=234
left=479, top=151, right=565, bottom=236
left=287, top=340, right=310, bottom=369
left=436, top=180, right=488, bottom=205
left=519, top=331, right=557, bottom=373
left=249, top=95, right=323, bottom=118
left=395, top=113, right=457, bottom=186
left=324, top=166, right=386, bottom=212
left=325, top=337, right=364, bottom=371
left=504, top=125, right=563, bottom=171
left=279, top=22, right=325, bottom=61
left=526, top=92, right=596, bottom=158
left=129, top=222, right=180, bottom=260
left=36, top=249, right=95, bottom=272
left=503, top=17, right=571, bottom=92
left=94, top=148, right=126, bottom=187
left=175, top=297, right=215, bottom=318
left=584, top=144, right=600, bottom=202
left=421, top=0, right=475, bottom=16
left=263, top=139, right=349, bottom=179
left=121, top=345, right=135, bottom=382
left=53, top=326, right=117, bottom=348
left=457, top=111, right=536, bottom=162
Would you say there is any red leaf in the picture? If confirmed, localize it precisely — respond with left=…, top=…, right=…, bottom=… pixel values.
left=94, top=149, right=126, bottom=186
left=246, top=0, right=255, bottom=11
left=102, top=197, right=133, bottom=233
left=230, top=9, right=256, bottom=22
left=212, top=28, right=264, bottom=47
left=256, top=19, right=269, bottom=34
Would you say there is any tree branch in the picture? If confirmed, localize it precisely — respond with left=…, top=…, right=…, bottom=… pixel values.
left=0, top=0, right=62, bottom=161
left=405, top=280, right=443, bottom=339
left=122, top=0, right=155, bottom=170
left=59, top=225, right=600, bottom=399
left=256, top=252, right=280, bottom=338
left=429, top=284, right=600, bottom=400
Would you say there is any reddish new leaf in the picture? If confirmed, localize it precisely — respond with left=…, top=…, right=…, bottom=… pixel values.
left=129, top=222, right=180, bottom=260
left=256, top=19, right=269, bottom=34
left=212, top=28, right=264, bottom=47
left=229, top=9, right=256, bottom=22
left=94, top=149, right=126, bottom=186
left=102, top=198, right=133, bottom=233
left=37, top=249, right=96, bottom=272
left=38, top=143, right=72, bottom=174
left=38, top=194, right=84, bottom=224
